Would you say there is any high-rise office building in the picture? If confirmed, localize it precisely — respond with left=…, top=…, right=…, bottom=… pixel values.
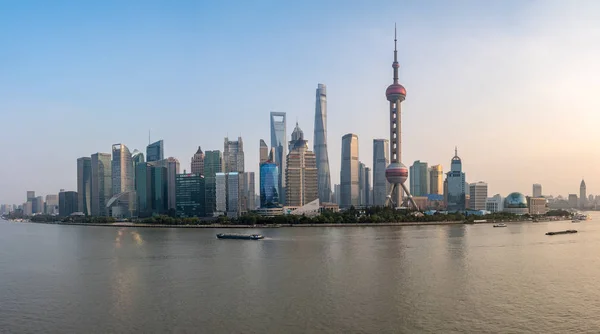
left=532, top=184, right=542, bottom=198
left=146, top=140, right=164, bottom=162
left=469, top=182, right=488, bottom=211
left=359, top=162, right=366, bottom=206
left=259, top=140, right=269, bottom=164
left=152, top=157, right=180, bottom=211
left=445, top=147, right=466, bottom=211
left=135, top=163, right=168, bottom=217
left=27, top=191, right=35, bottom=202
left=227, top=172, right=241, bottom=217
left=334, top=184, right=341, bottom=205
left=365, top=167, right=371, bottom=206
left=340, top=134, right=359, bottom=208
left=314, top=83, right=332, bottom=203
left=372, top=139, right=390, bottom=206
left=34, top=196, right=44, bottom=214
left=45, top=194, right=59, bottom=215
left=59, top=190, right=78, bottom=216
left=111, top=144, right=134, bottom=195
left=568, top=194, right=578, bottom=208
left=270, top=112, right=287, bottom=204
left=191, top=146, right=205, bottom=175
left=224, top=137, right=244, bottom=173
left=409, top=160, right=429, bottom=197
left=204, top=151, right=223, bottom=217
left=77, top=157, right=92, bottom=215
left=260, top=162, right=279, bottom=207
left=131, top=149, right=145, bottom=189
left=91, top=153, right=112, bottom=216
left=580, top=179, right=587, bottom=208
left=215, top=172, right=227, bottom=214
left=245, top=172, right=256, bottom=210
left=429, top=165, right=443, bottom=195
left=286, top=123, right=318, bottom=207
left=176, top=173, right=205, bottom=217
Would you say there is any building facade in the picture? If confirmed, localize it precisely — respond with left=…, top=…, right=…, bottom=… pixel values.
left=429, top=165, right=443, bottom=195
left=468, top=182, right=488, bottom=211
left=91, top=153, right=112, bottom=216
left=215, top=172, right=227, bottom=214
left=340, top=134, right=359, bottom=208
left=260, top=162, right=279, bottom=207
left=204, top=151, right=223, bottom=217
left=529, top=197, right=547, bottom=215
left=365, top=167, right=371, bottom=206
left=77, top=157, right=92, bottom=215
left=59, top=191, right=78, bottom=216
left=445, top=148, right=466, bottom=211
left=270, top=112, right=287, bottom=204
left=580, top=179, right=587, bottom=208
left=286, top=123, right=318, bottom=207
left=224, top=137, right=244, bottom=173
left=372, top=139, right=390, bottom=206
left=135, top=163, right=168, bottom=217
left=532, top=183, right=542, bottom=198
left=486, top=194, right=504, bottom=213
left=191, top=146, right=205, bottom=175
left=314, top=83, right=332, bottom=203
left=409, top=160, right=429, bottom=197
left=146, top=140, right=164, bottom=163
left=111, top=144, right=134, bottom=195
left=259, top=139, right=269, bottom=164
left=568, top=194, right=578, bottom=208
left=176, top=173, right=205, bottom=217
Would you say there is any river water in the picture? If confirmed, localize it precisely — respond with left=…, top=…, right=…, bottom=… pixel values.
left=1, top=214, right=600, bottom=333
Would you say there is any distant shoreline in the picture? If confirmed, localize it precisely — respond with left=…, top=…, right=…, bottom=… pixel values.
left=3, top=219, right=570, bottom=229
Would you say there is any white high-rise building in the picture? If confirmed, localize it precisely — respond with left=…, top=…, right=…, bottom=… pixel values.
left=469, top=182, right=488, bottom=211
left=532, top=184, right=542, bottom=198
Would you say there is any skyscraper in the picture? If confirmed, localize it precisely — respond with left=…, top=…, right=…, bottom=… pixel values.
left=429, top=165, right=443, bottom=195
left=259, top=139, right=269, bottom=164
left=152, top=157, right=180, bottom=211
left=340, top=134, right=359, bottom=208
left=532, top=183, right=542, bottom=198
left=365, top=167, right=371, bottom=206
left=227, top=172, right=241, bottom=217
left=286, top=123, right=318, bottom=207
left=204, top=150, right=224, bottom=216
left=176, top=173, right=205, bottom=217
left=580, top=179, right=587, bottom=208
left=359, top=162, right=366, bottom=206
left=245, top=172, right=256, bottom=210
left=77, top=157, right=92, bottom=215
left=270, top=112, right=287, bottom=204
left=409, top=160, right=429, bottom=197
left=469, top=182, right=488, bottom=211
left=314, top=83, right=332, bottom=203
left=146, top=139, right=164, bottom=162
left=224, top=137, right=244, bottom=173
left=372, top=139, right=390, bottom=206
left=91, top=153, right=112, bottom=216
left=383, top=26, right=417, bottom=209
left=59, top=190, right=78, bottom=217
left=191, top=146, right=205, bottom=175
left=445, top=147, right=466, bottom=211
left=135, top=163, right=168, bottom=217
left=215, top=172, right=227, bottom=214
left=111, top=144, right=134, bottom=195
left=260, top=161, right=279, bottom=207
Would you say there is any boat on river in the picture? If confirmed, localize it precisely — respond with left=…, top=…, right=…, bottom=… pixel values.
left=216, top=233, right=264, bottom=240
left=493, top=223, right=507, bottom=227
left=545, top=230, right=577, bottom=236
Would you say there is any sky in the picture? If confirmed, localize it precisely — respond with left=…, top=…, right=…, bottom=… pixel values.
left=1, top=0, right=600, bottom=204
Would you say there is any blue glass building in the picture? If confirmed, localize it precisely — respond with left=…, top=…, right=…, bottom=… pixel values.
left=176, top=173, right=205, bottom=217
left=135, top=163, right=168, bottom=217
left=260, top=162, right=280, bottom=207
left=146, top=140, right=164, bottom=163
left=445, top=148, right=466, bottom=211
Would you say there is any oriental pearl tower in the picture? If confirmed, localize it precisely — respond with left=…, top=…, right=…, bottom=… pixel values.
left=384, top=25, right=419, bottom=210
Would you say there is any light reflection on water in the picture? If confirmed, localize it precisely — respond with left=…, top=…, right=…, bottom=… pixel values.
left=0, top=213, right=600, bottom=333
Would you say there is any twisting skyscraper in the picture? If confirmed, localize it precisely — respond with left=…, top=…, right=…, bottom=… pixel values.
left=384, top=25, right=418, bottom=209
left=314, top=83, right=332, bottom=203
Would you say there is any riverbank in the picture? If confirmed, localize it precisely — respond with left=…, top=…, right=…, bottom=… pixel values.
left=3, top=219, right=570, bottom=229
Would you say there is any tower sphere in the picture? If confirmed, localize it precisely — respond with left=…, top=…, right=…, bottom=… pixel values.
left=385, top=162, right=408, bottom=184
left=386, top=83, right=406, bottom=102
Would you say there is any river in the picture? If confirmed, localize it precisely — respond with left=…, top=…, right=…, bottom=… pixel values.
left=1, top=214, right=600, bottom=333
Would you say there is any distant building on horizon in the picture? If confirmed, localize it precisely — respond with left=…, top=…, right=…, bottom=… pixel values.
left=152, top=157, right=180, bottom=211
left=259, top=139, right=269, bottom=164
left=580, top=179, right=587, bottom=208
left=59, top=190, right=78, bottom=217
left=191, top=146, right=205, bottom=176
left=568, top=194, right=578, bottom=208
left=91, top=153, right=112, bottom=216
left=340, top=134, right=359, bottom=208
left=532, top=183, right=542, bottom=198
left=445, top=147, right=466, bottom=211
left=365, top=167, right=371, bottom=206
left=359, top=162, right=366, bottom=206
left=204, top=150, right=224, bottom=217
left=429, top=165, right=443, bottom=195
left=176, top=173, right=205, bottom=217
left=224, top=137, right=244, bottom=173
left=135, top=163, right=168, bottom=217
left=469, top=182, right=488, bottom=211
left=314, top=83, right=332, bottom=204
left=77, top=157, right=92, bottom=215
left=286, top=123, right=318, bottom=207
left=270, top=112, right=287, bottom=204
left=372, top=139, right=389, bottom=206
left=409, top=160, right=429, bottom=197
left=110, top=144, right=135, bottom=217
left=146, top=139, right=164, bottom=163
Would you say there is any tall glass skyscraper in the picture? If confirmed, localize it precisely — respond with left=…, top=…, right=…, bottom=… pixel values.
left=340, top=134, right=359, bottom=208
left=91, top=153, right=112, bottom=216
left=176, top=173, right=205, bottom=217
left=314, top=83, right=332, bottom=203
left=135, top=163, right=168, bottom=217
left=112, top=144, right=134, bottom=195
left=409, top=160, right=429, bottom=196
left=372, top=139, right=390, bottom=206
left=77, top=157, right=92, bottom=215
left=204, top=150, right=223, bottom=216
left=224, top=137, right=244, bottom=173
left=260, top=162, right=279, bottom=207
left=445, top=148, right=466, bottom=211
left=146, top=140, right=164, bottom=162
left=270, top=111, right=286, bottom=204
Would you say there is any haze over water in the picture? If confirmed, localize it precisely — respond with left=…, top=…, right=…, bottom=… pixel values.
left=2, top=215, right=600, bottom=333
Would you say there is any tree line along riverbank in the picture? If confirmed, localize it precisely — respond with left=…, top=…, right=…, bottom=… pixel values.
left=4, top=208, right=572, bottom=227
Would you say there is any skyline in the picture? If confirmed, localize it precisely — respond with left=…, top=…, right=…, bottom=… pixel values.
left=3, top=0, right=600, bottom=203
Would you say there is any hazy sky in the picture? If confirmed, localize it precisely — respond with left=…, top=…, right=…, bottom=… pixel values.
left=2, top=0, right=600, bottom=204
